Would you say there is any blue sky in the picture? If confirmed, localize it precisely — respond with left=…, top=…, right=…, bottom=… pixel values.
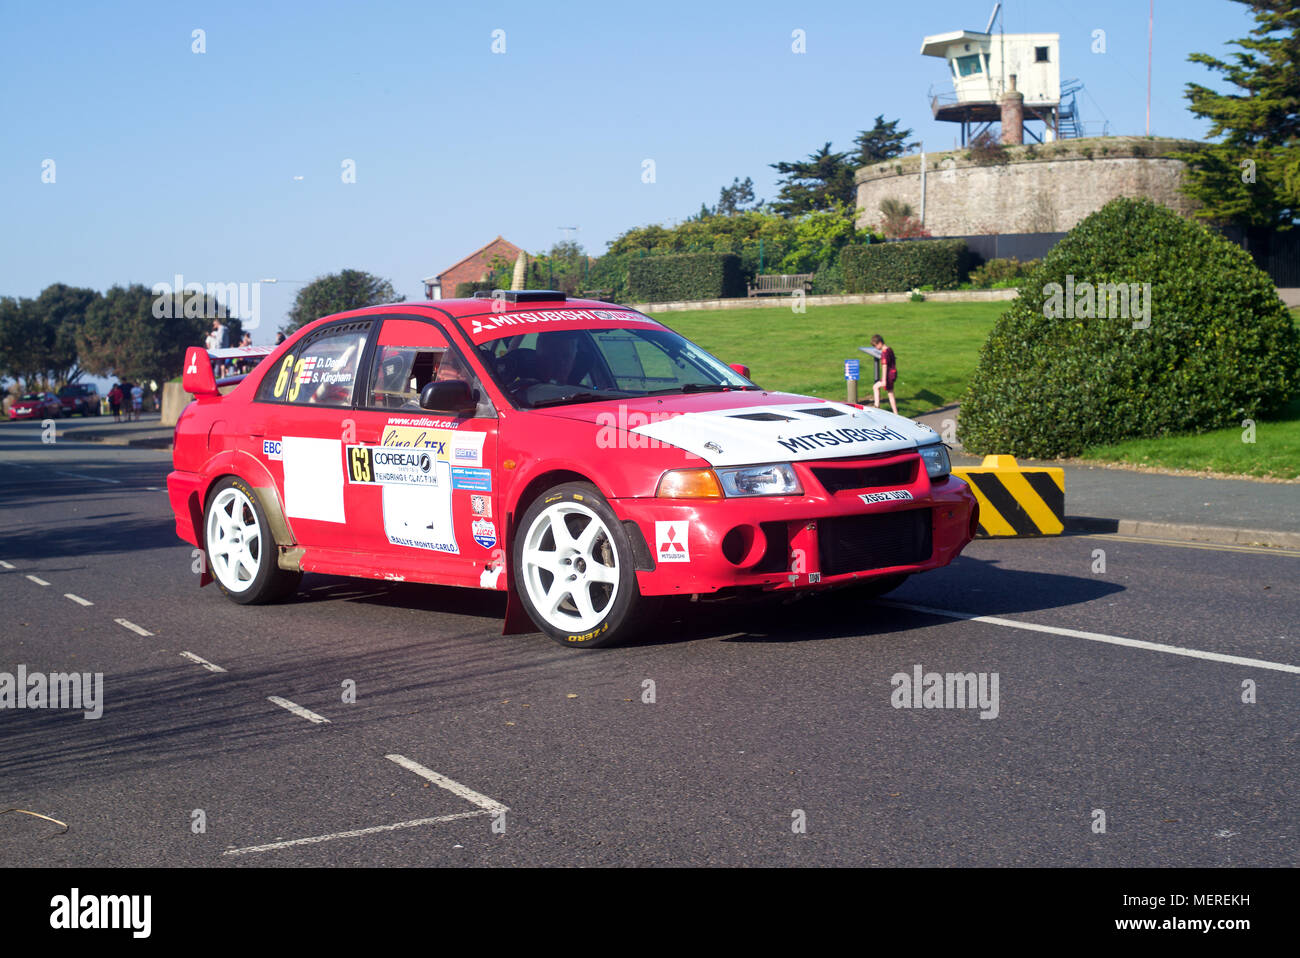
left=1, top=0, right=1250, bottom=339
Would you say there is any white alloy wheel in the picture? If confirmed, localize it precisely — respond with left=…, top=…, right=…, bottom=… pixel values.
left=520, top=499, right=621, bottom=633
left=205, top=486, right=264, bottom=593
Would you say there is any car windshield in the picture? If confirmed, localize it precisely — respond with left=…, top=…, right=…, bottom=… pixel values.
left=477, top=325, right=755, bottom=409
left=21, top=394, right=42, bottom=401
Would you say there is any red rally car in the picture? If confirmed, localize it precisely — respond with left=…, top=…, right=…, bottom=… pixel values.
left=167, top=292, right=977, bottom=648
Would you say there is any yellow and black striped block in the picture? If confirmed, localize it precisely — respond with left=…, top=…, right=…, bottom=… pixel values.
left=952, top=455, right=1064, bottom=537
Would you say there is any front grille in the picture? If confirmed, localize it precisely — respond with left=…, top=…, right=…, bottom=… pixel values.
left=819, top=509, right=932, bottom=576
left=812, top=458, right=917, bottom=494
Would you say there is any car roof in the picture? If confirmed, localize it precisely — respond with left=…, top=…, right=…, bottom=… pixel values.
left=294, top=296, right=653, bottom=339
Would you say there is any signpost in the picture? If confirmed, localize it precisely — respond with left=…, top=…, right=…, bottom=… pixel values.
left=844, top=359, right=860, bottom=403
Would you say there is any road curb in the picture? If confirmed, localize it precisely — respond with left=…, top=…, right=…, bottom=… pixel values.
left=1066, top=516, right=1300, bottom=550
left=59, top=430, right=172, bottom=450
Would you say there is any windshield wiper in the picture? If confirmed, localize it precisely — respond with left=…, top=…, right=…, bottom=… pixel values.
left=646, top=383, right=759, bottom=395
left=530, top=391, right=626, bottom=408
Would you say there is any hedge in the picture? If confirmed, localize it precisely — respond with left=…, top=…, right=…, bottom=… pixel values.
left=959, top=197, right=1300, bottom=458
left=453, top=281, right=495, bottom=298
left=840, top=239, right=971, bottom=292
left=627, top=252, right=744, bottom=302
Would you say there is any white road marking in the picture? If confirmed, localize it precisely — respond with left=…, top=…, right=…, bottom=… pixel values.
left=221, top=810, right=489, bottom=857
left=25, top=575, right=50, bottom=586
left=883, top=600, right=1300, bottom=675
left=180, top=651, right=226, bottom=673
left=0, top=560, right=14, bottom=569
left=114, top=618, right=153, bottom=637
left=268, top=696, right=331, bottom=724
left=55, top=471, right=120, bottom=484
left=64, top=593, right=93, bottom=606
left=385, top=754, right=508, bottom=813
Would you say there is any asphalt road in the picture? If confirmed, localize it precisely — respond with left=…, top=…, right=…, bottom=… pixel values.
left=2, top=418, right=1297, bottom=867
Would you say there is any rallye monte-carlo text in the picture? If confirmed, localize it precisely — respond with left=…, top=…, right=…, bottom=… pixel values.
left=167, top=292, right=978, bottom=647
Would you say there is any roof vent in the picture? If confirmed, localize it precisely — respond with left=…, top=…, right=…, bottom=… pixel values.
left=470, top=289, right=567, bottom=303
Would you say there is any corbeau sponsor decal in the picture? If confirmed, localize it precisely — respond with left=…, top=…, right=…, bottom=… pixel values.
left=655, top=520, right=690, bottom=562
left=346, top=445, right=438, bottom=486
left=858, top=489, right=914, bottom=504
left=778, top=426, right=909, bottom=454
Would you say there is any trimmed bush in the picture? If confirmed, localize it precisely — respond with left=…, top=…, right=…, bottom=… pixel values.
left=454, top=280, right=494, bottom=298
left=627, top=252, right=744, bottom=302
left=840, top=239, right=970, bottom=293
left=959, top=198, right=1300, bottom=458
left=968, top=257, right=1039, bottom=288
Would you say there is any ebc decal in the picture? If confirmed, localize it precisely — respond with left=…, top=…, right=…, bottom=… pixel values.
left=262, top=439, right=283, bottom=461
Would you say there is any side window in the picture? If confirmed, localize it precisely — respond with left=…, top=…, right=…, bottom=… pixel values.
left=364, top=318, right=493, bottom=415
left=257, top=323, right=369, bottom=407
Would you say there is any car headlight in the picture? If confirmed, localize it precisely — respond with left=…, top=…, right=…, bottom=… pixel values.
left=918, top=443, right=951, bottom=480
left=715, top=463, right=803, bottom=497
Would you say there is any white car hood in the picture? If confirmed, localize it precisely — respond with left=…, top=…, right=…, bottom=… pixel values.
left=630, top=401, right=939, bottom=467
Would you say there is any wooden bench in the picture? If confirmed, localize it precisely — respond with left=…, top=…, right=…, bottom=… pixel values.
left=747, top=273, right=815, bottom=297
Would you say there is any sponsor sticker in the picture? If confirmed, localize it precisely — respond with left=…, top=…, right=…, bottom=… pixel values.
left=262, top=439, right=282, bottom=461
left=346, top=445, right=438, bottom=486
left=858, top=489, right=914, bottom=504
left=470, top=494, right=491, bottom=518
left=655, top=520, right=690, bottom=563
left=450, top=432, right=486, bottom=467
left=451, top=467, right=492, bottom=491
left=472, top=517, right=497, bottom=549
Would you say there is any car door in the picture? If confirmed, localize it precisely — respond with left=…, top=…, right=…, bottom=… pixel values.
left=344, top=317, right=500, bottom=588
left=247, top=319, right=373, bottom=551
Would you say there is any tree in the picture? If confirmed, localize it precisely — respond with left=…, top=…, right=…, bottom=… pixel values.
left=35, top=283, right=100, bottom=385
left=0, top=284, right=100, bottom=389
left=0, top=296, right=44, bottom=387
left=78, top=284, right=212, bottom=384
left=283, top=269, right=403, bottom=333
left=769, top=142, right=857, bottom=215
left=853, top=115, right=916, bottom=167
left=960, top=198, right=1300, bottom=458
left=1177, top=0, right=1300, bottom=227
left=716, top=176, right=760, bottom=216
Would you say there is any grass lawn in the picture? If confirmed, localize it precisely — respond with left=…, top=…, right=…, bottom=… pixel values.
left=1080, top=399, right=1300, bottom=480
left=654, top=300, right=1006, bottom=419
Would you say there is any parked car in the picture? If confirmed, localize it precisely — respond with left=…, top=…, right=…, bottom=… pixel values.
left=9, top=392, right=63, bottom=420
left=58, top=383, right=102, bottom=416
left=167, top=292, right=977, bottom=648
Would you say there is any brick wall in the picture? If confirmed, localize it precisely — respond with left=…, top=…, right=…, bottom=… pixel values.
left=437, top=238, right=523, bottom=298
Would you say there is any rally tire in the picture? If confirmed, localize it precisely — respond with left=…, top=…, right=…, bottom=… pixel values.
left=513, top=482, right=653, bottom=649
left=203, top=476, right=301, bottom=605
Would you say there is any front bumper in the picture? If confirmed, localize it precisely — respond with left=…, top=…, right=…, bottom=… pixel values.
left=612, top=459, right=977, bottom=597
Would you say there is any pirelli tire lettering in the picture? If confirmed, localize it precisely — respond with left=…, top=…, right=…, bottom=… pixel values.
left=952, top=455, right=1064, bottom=538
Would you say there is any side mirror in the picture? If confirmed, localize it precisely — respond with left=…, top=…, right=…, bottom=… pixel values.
left=729, top=363, right=751, bottom=379
left=419, top=380, right=477, bottom=415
